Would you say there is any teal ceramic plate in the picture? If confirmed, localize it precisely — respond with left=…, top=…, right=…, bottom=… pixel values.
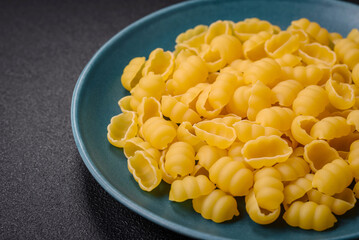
left=71, top=0, right=359, bottom=239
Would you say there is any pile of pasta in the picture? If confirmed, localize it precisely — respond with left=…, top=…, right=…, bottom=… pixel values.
left=107, top=18, right=359, bottom=231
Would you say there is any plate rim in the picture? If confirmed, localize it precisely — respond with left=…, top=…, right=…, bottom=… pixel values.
left=71, top=0, right=359, bottom=239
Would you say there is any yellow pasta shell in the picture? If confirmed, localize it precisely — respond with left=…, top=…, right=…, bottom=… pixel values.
left=165, top=141, right=195, bottom=178
left=307, top=188, right=356, bottom=215
left=334, top=38, right=359, bottom=70
left=312, top=159, right=353, bottom=196
left=194, top=120, right=236, bottom=149
left=283, top=174, right=313, bottom=205
left=195, top=85, right=222, bottom=119
left=142, top=48, right=174, bottom=81
left=195, top=144, right=227, bottom=171
left=123, top=137, right=160, bottom=161
left=244, top=58, right=281, bottom=87
left=310, top=116, right=354, bottom=140
left=169, top=175, right=215, bottom=202
left=127, top=151, right=162, bottom=192
left=118, top=95, right=133, bottom=113
left=141, top=117, right=177, bottom=150
left=290, top=18, right=329, bottom=46
left=209, top=156, right=253, bottom=196
left=304, top=140, right=340, bottom=172
left=292, top=85, right=328, bottom=117
left=107, top=112, right=138, bottom=148
left=247, top=80, right=273, bottom=121
left=233, top=120, right=282, bottom=143
left=275, top=53, right=302, bottom=67
left=161, top=95, right=201, bottom=124
left=298, top=43, right=336, bottom=67
left=347, top=110, right=359, bottom=132
left=331, top=64, right=352, bottom=84
left=245, top=189, right=280, bottom=225
left=256, top=106, right=295, bottom=132
left=283, top=201, right=337, bottom=231
left=210, top=34, right=242, bottom=64
left=264, top=31, right=300, bottom=58
left=176, top=121, right=204, bottom=150
left=205, top=20, right=233, bottom=44
left=274, top=156, right=310, bottom=182
left=193, top=189, right=239, bottom=223
left=325, top=79, right=355, bottom=110
left=272, top=79, right=304, bottom=107
left=234, top=18, right=274, bottom=42
left=253, top=167, right=284, bottom=211
left=290, top=115, right=318, bottom=145
left=226, top=85, right=251, bottom=118
left=242, top=31, right=272, bottom=61
left=137, top=97, right=162, bottom=126
left=241, top=135, right=293, bottom=169
left=121, top=57, right=145, bottom=91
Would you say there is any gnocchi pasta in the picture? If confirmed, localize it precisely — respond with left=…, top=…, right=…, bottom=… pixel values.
left=107, top=18, right=359, bottom=231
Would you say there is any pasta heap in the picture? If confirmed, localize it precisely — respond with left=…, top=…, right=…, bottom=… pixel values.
left=107, top=18, right=359, bottom=231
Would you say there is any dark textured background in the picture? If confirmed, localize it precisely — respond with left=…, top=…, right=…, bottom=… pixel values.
left=1, top=0, right=358, bottom=239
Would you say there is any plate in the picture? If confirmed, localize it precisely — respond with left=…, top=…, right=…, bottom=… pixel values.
left=71, top=0, right=359, bottom=239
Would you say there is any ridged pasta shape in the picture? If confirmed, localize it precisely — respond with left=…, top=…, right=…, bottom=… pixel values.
left=176, top=24, right=208, bottom=44
left=118, top=95, right=133, bottom=113
left=234, top=18, right=274, bottom=42
left=253, top=167, right=284, bottom=211
left=137, top=97, right=162, bottom=126
left=127, top=151, right=162, bottom=192
left=247, top=80, right=273, bottom=121
left=209, top=157, right=253, bottom=196
left=161, top=95, right=201, bottom=124
left=121, top=57, right=145, bottom=91
left=107, top=112, right=138, bottom=148
left=193, top=120, right=236, bottom=149
left=307, top=188, right=357, bottom=215
left=211, top=114, right=242, bottom=127
left=176, top=122, right=203, bottom=149
left=256, top=106, right=295, bottom=132
left=274, top=156, right=310, bottom=182
left=195, top=144, right=227, bottom=170
left=141, top=117, right=177, bottom=150
left=123, top=137, right=161, bottom=161
left=130, top=73, right=165, bottom=111
left=334, top=38, right=359, bottom=70
left=210, top=34, right=242, bottom=64
left=312, top=159, right=353, bottom=196
left=292, top=85, right=328, bottom=117
left=196, top=85, right=222, bottom=119
left=190, top=164, right=209, bottom=177
left=242, top=31, right=272, bottom=61
left=330, top=64, right=351, bottom=84
left=275, top=53, right=302, bottom=67
left=304, top=140, right=340, bottom=172
left=242, top=135, right=293, bottom=169
left=348, top=140, right=359, bottom=179
left=226, top=85, right=251, bottom=118
left=204, top=20, right=233, bottom=44
left=233, top=120, right=282, bottom=143
left=180, top=83, right=209, bottom=111
left=288, top=28, right=310, bottom=45
left=281, top=65, right=323, bottom=86
left=245, top=189, right=281, bottom=225
left=165, top=141, right=195, bottom=178
left=169, top=175, right=215, bottom=202
left=291, top=115, right=318, bottom=145
left=325, top=79, right=355, bottom=110
left=310, top=116, right=354, bottom=140
left=167, top=55, right=208, bottom=95
left=347, top=110, right=359, bottom=131
left=208, top=72, right=241, bottom=109
left=272, top=80, right=304, bottom=107
left=283, top=174, right=313, bottom=205
left=244, top=58, right=282, bottom=87
left=199, top=44, right=227, bottom=73
left=264, top=31, right=300, bottom=58
left=298, top=43, right=336, bottom=67
left=328, top=132, right=359, bottom=153
left=283, top=201, right=337, bottom=231
left=142, top=48, right=174, bottom=81
left=159, top=150, right=178, bottom=184
left=290, top=18, right=329, bottom=46
left=192, top=189, right=239, bottom=223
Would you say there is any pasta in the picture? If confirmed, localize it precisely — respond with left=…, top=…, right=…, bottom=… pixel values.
left=253, top=167, right=284, bottom=211
left=165, top=141, right=195, bottom=178
left=283, top=201, right=337, bottom=231
left=241, top=135, right=293, bottom=169
left=209, top=156, right=253, bottom=196
left=193, top=189, right=239, bottom=223
left=107, top=18, right=359, bottom=230
left=169, top=175, right=215, bottom=202
left=312, top=159, right=353, bottom=196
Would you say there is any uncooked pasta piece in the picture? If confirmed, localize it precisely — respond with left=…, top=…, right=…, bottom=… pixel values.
left=107, top=112, right=138, bottom=148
